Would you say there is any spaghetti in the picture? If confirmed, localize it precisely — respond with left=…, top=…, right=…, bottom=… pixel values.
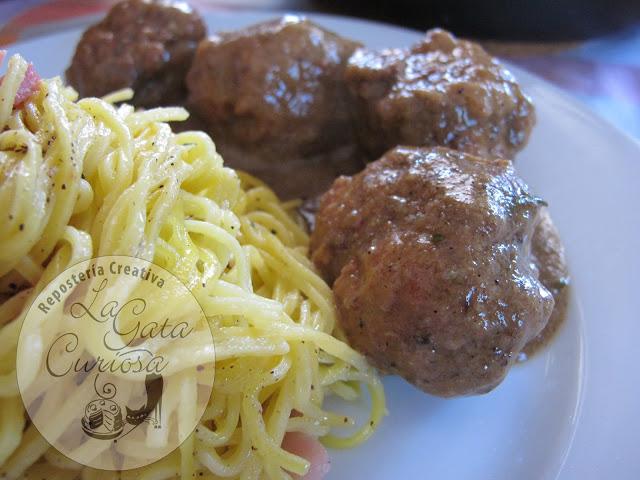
left=0, top=54, right=385, bottom=479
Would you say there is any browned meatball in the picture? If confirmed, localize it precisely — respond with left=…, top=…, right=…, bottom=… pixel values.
left=185, top=16, right=361, bottom=165
left=523, top=208, right=570, bottom=356
left=311, top=146, right=553, bottom=397
left=345, top=29, right=535, bottom=160
left=66, top=0, right=206, bottom=107
left=208, top=141, right=365, bottom=201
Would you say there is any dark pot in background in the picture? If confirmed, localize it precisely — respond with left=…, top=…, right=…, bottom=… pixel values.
left=313, top=0, right=640, bottom=40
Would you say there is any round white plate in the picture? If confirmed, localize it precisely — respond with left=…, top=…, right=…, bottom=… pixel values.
left=6, top=10, right=640, bottom=480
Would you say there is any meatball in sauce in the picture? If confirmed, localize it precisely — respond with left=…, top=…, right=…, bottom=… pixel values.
left=186, top=16, right=364, bottom=198
left=345, top=29, right=535, bottom=160
left=523, top=208, right=570, bottom=357
left=311, top=146, right=553, bottom=397
left=66, top=0, right=206, bottom=107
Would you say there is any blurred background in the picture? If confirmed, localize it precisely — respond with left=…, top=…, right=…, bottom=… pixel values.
left=1, top=0, right=639, bottom=138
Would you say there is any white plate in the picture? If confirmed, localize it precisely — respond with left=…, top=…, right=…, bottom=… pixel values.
left=6, top=10, right=640, bottom=480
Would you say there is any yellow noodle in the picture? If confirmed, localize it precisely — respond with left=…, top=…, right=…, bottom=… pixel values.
left=0, top=54, right=385, bottom=479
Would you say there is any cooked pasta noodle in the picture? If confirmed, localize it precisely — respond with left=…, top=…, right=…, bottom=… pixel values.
left=0, top=54, right=385, bottom=479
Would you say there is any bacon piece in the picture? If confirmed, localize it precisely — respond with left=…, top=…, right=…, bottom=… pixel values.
left=13, top=63, right=40, bottom=107
left=282, top=432, right=331, bottom=480
left=0, top=50, right=42, bottom=108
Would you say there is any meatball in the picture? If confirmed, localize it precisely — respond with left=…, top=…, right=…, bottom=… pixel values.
left=345, top=29, right=535, bottom=160
left=523, top=208, right=570, bottom=356
left=311, top=146, right=553, bottom=397
left=207, top=140, right=365, bottom=200
left=66, top=0, right=206, bottom=106
left=185, top=16, right=361, bottom=166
